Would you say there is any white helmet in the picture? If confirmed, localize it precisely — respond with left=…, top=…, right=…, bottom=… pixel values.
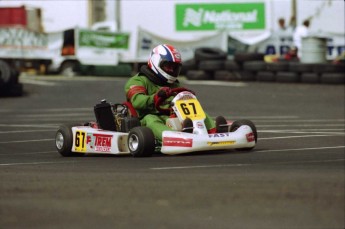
left=148, top=44, right=182, bottom=84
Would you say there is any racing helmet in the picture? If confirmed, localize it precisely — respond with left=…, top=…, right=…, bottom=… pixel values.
left=148, top=44, right=182, bottom=84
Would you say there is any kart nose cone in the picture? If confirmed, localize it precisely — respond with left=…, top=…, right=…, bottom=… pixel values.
left=56, top=132, right=64, bottom=150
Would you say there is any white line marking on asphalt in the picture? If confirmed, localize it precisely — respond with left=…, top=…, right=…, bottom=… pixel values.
left=255, top=119, right=345, bottom=123
left=258, top=124, right=343, bottom=127
left=259, top=134, right=344, bottom=140
left=20, top=75, right=128, bottom=82
left=223, top=116, right=300, bottom=120
left=151, top=164, right=248, bottom=170
left=0, top=151, right=56, bottom=156
left=150, top=159, right=345, bottom=170
left=184, top=80, right=247, bottom=87
left=255, top=146, right=345, bottom=153
left=0, top=124, right=58, bottom=128
left=0, top=130, right=55, bottom=134
left=260, top=129, right=344, bottom=132
left=13, top=108, right=90, bottom=112
left=20, top=78, right=57, bottom=86
left=0, top=139, right=53, bottom=144
left=17, top=113, right=91, bottom=117
left=0, top=161, right=76, bottom=166
left=259, top=130, right=344, bottom=135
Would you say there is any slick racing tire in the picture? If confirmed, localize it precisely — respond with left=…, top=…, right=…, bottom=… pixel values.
left=230, top=119, right=257, bottom=150
left=128, top=127, right=155, bottom=157
left=55, top=124, right=84, bottom=157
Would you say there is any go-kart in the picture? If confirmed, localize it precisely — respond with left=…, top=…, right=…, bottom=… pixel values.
left=55, top=88, right=257, bottom=157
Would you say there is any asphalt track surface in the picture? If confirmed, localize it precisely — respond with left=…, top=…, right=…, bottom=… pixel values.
left=1, top=75, right=344, bottom=229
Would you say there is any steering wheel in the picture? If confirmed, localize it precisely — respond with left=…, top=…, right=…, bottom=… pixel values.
left=155, top=87, right=195, bottom=114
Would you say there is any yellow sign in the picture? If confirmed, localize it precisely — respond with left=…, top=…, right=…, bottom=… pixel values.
left=74, top=130, right=87, bottom=152
left=175, top=99, right=206, bottom=121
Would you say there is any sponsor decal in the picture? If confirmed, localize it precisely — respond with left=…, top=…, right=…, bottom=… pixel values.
left=163, top=137, right=193, bottom=147
left=79, top=29, right=130, bottom=49
left=86, top=133, right=94, bottom=148
left=176, top=3, right=265, bottom=31
left=87, top=133, right=113, bottom=152
left=246, top=132, right=255, bottom=142
left=197, top=121, right=204, bottom=129
left=207, top=141, right=236, bottom=146
left=208, top=133, right=230, bottom=138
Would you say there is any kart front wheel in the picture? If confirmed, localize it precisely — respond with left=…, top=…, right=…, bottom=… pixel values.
left=55, top=124, right=83, bottom=157
left=128, top=127, right=155, bottom=157
left=230, top=119, right=258, bottom=150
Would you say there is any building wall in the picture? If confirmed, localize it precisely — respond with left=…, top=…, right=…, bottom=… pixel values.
left=0, top=0, right=88, bottom=32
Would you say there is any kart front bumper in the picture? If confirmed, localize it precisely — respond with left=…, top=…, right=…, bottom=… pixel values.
left=161, top=125, right=256, bottom=155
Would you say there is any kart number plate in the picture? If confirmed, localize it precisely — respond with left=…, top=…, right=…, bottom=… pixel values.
left=175, top=99, right=206, bottom=121
left=74, top=130, right=87, bottom=152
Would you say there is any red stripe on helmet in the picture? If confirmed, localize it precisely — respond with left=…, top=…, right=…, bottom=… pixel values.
left=163, top=44, right=181, bottom=63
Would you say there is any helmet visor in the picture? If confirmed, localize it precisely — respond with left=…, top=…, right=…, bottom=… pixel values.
left=160, top=61, right=182, bottom=78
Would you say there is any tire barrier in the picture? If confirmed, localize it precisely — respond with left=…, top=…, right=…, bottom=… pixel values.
left=301, top=72, right=320, bottom=84
left=0, top=60, right=23, bottom=97
left=321, top=73, right=345, bottom=84
left=194, top=47, right=227, bottom=62
left=0, top=60, right=11, bottom=87
left=256, top=71, right=276, bottom=82
left=183, top=49, right=344, bottom=84
left=214, top=71, right=241, bottom=81
left=186, top=70, right=213, bottom=80
left=198, top=60, right=225, bottom=71
left=276, top=72, right=300, bottom=83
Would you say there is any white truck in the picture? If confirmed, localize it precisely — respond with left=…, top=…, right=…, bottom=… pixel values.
left=0, top=26, right=130, bottom=76
left=47, top=28, right=130, bottom=76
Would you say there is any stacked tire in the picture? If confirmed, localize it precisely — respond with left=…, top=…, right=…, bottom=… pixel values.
left=184, top=48, right=265, bottom=82
left=247, top=61, right=344, bottom=84
left=183, top=48, right=344, bottom=85
left=0, top=60, right=23, bottom=97
left=185, top=47, right=228, bottom=81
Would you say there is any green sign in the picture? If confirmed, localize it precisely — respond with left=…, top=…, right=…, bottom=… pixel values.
left=176, top=3, right=265, bottom=31
left=79, top=29, right=130, bottom=49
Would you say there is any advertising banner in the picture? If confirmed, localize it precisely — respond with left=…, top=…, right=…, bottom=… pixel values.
left=77, top=29, right=130, bottom=65
left=137, top=27, right=227, bottom=62
left=176, top=3, right=265, bottom=31
left=78, top=29, right=130, bottom=49
left=0, top=27, right=51, bottom=59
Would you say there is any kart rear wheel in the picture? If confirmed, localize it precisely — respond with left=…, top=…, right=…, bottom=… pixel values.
left=230, top=119, right=258, bottom=150
left=128, top=127, right=155, bottom=157
left=55, top=124, right=84, bottom=157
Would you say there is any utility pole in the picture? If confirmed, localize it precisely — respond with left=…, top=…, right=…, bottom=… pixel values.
left=115, top=0, right=121, bottom=31
left=89, top=0, right=106, bottom=26
left=291, top=0, right=297, bottom=28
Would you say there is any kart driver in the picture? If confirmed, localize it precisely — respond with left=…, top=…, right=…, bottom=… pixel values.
left=124, top=44, right=226, bottom=141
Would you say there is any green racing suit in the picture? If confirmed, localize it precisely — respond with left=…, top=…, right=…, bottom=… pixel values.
left=124, top=66, right=216, bottom=141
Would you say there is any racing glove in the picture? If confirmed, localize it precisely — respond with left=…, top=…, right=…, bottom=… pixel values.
left=154, top=87, right=171, bottom=108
